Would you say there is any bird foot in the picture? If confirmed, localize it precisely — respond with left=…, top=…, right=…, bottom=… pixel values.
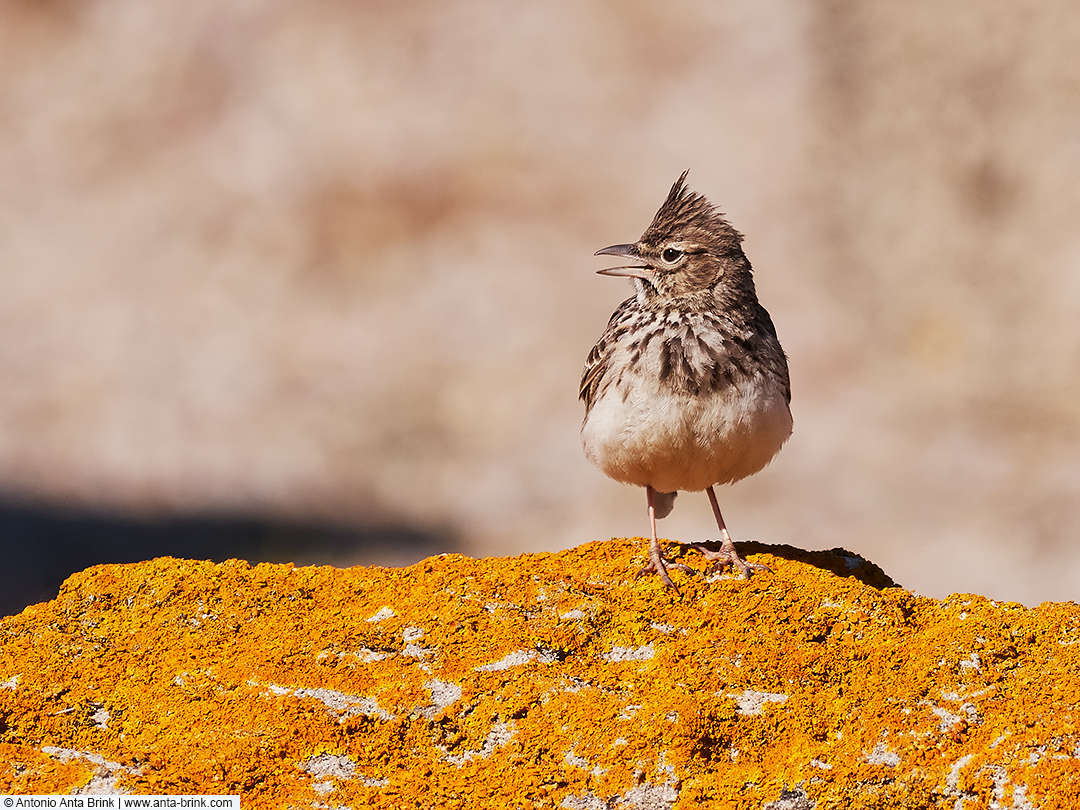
left=687, top=540, right=772, bottom=580
left=636, top=544, right=697, bottom=591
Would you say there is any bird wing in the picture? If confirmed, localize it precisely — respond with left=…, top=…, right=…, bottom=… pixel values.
left=579, top=297, right=635, bottom=414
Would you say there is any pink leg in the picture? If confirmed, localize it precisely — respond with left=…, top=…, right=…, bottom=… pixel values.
left=687, top=486, right=772, bottom=579
left=636, top=485, right=694, bottom=590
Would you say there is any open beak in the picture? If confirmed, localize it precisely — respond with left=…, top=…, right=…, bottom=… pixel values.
left=594, top=243, right=654, bottom=280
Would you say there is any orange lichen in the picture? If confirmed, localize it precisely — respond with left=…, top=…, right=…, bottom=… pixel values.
left=1, top=540, right=1079, bottom=808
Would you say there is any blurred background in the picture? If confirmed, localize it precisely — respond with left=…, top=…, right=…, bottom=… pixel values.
left=2, top=0, right=1079, bottom=615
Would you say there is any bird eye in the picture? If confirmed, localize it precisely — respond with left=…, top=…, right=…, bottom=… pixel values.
left=661, top=247, right=683, bottom=264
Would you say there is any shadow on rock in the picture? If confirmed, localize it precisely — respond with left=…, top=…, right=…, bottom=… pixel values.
left=680, top=540, right=901, bottom=590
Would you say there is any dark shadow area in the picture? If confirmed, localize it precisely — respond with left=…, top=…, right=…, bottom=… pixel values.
left=676, top=540, right=901, bottom=590
left=0, top=499, right=462, bottom=617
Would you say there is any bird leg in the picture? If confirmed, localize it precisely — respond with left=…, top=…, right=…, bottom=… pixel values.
left=687, top=486, right=773, bottom=579
left=636, top=485, right=695, bottom=590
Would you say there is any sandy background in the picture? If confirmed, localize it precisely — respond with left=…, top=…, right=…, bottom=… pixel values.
left=2, top=0, right=1079, bottom=611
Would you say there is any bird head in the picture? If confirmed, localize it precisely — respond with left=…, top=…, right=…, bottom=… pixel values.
left=595, top=171, right=751, bottom=306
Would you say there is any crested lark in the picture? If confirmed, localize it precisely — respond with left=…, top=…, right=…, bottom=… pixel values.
left=580, top=171, right=792, bottom=589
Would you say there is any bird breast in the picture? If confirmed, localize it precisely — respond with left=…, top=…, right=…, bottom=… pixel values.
left=581, top=319, right=792, bottom=493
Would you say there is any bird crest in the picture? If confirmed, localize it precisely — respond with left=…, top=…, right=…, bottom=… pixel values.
left=640, top=170, right=744, bottom=251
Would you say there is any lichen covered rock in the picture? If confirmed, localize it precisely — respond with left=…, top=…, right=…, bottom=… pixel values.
left=1, top=540, right=1078, bottom=808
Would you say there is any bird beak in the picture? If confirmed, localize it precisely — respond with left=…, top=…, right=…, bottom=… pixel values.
left=594, top=243, right=654, bottom=279
left=595, top=243, right=638, bottom=259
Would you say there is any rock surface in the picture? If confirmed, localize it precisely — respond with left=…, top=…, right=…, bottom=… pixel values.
left=1, top=540, right=1078, bottom=808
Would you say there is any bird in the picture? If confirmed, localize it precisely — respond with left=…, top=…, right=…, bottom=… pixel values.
left=580, top=171, right=792, bottom=589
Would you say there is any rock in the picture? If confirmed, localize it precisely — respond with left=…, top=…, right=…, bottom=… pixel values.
left=1, top=540, right=1078, bottom=808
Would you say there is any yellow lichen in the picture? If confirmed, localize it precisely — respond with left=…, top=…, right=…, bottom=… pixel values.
left=1, top=540, right=1078, bottom=808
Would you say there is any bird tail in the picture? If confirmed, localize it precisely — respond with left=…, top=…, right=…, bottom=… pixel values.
left=653, top=491, right=677, bottom=519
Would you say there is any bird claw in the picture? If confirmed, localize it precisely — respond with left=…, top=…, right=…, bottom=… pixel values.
left=636, top=547, right=697, bottom=591
left=687, top=542, right=772, bottom=580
